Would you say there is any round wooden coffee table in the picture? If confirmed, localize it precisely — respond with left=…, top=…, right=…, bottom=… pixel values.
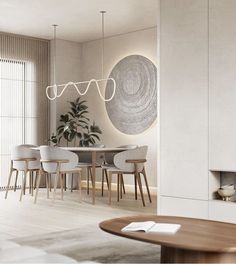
left=99, top=215, right=236, bottom=263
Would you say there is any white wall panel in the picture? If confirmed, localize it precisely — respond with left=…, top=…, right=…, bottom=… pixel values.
left=160, top=0, right=209, bottom=200
left=209, top=201, right=236, bottom=224
left=160, top=196, right=208, bottom=219
left=209, top=0, right=236, bottom=171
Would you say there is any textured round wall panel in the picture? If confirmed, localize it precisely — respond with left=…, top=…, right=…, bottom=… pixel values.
left=105, top=55, right=157, bottom=135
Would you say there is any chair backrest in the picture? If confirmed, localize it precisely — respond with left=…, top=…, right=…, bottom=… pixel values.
left=40, top=146, right=78, bottom=173
left=114, top=146, right=148, bottom=172
left=105, top=145, right=138, bottom=165
left=11, top=144, right=40, bottom=171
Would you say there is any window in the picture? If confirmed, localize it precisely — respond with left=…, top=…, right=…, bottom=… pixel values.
left=0, top=33, right=49, bottom=188
left=0, top=59, right=38, bottom=187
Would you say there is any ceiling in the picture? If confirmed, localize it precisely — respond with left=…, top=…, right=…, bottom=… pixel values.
left=0, top=0, right=158, bottom=43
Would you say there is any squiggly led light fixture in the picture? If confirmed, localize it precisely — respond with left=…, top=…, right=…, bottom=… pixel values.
left=46, top=11, right=116, bottom=102
left=46, top=78, right=116, bottom=101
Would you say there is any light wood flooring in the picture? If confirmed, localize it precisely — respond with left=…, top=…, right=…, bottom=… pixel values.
left=0, top=188, right=157, bottom=241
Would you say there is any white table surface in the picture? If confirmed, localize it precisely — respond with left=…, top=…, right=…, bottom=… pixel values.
left=61, top=147, right=128, bottom=152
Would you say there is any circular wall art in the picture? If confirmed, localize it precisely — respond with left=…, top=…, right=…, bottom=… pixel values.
left=105, top=55, right=157, bottom=135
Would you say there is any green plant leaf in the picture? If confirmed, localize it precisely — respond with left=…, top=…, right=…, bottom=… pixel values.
left=78, top=120, right=89, bottom=125
left=76, top=110, right=89, bottom=118
left=68, top=111, right=75, bottom=118
left=89, top=133, right=100, bottom=140
left=90, top=123, right=102, bottom=134
left=70, top=102, right=76, bottom=108
left=77, top=132, right=82, bottom=138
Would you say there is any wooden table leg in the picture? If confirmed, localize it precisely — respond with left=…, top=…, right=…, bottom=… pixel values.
left=91, top=151, right=96, bottom=205
left=161, top=246, right=236, bottom=263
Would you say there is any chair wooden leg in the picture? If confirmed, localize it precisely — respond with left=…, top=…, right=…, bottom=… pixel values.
left=117, top=174, right=120, bottom=202
left=109, top=171, right=112, bottom=205
left=49, top=174, right=51, bottom=192
left=33, top=171, right=38, bottom=191
left=64, top=174, right=67, bottom=191
left=20, top=170, right=27, bottom=202
left=119, top=174, right=123, bottom=199
left=30, top=171, right=33, bottom=194
left=14, top=170, right=18, bottom=192
left=134, top=174, right=137, bottom=200
left=53, top=173, right=58, bottom=202
left=78, top=171, right=82, bottom=202
left=87, top=168, right=89, bottom=195
left=142, top=168, right=152, bottom=203
left=136, top=172, right=145, bottom=207
left=101, top=169, right=105, bottom=196
left=23, top=171, right=26, bottom=195
left=5, top=167, right=14, bottom=199
left=46, top=173, right=49, bottom=199
left=105, top=169, right=109, bottom=190
left=32, top=171, right=37, bottom=196
left=33, top=171, right=37, bottom=190
left=32, top=172, right=34, bottom=194
left=121, top=174, right=125, bottom=194
left=29, top=172, right=31, bottom=194
left=34, top=170, right=42, bottom=204
left=90, top=167, right=94, bottom=187
left=60, top=173, right=63, bottom=200
left=31, top=171, right=34, bottom=196
left=71, top=173, right=73, bottom=192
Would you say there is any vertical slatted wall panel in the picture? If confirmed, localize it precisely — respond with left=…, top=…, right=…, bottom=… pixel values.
left=0, top=33, right=49, bottom=188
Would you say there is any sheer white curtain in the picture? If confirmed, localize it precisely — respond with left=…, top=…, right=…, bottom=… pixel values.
left=0, top=33, right=49, bottom=187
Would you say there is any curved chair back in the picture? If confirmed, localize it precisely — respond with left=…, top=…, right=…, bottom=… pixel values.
left=105, top=145, right=138, bottom=165
left=40, top=146, right=78, bottom=173
left=114, top=146, right=148, bottom=172
left=11, top=144, right=40, bottom=171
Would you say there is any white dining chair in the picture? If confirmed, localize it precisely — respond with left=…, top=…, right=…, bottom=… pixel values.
left=5, top=144, right=40, bottom=201
left=76, top=144, right=105, bottom=194
left=34, top=146, right=82, bottom=203
left=101, top=145, right=138, bottom=196
left=105, top=146, right=151, bottom=206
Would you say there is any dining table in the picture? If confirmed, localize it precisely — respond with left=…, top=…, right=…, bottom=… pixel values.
left=62, top=147, right=129, bottom=204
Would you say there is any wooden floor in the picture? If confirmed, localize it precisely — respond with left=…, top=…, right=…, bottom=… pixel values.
left=0, top=188, right=157, bottom=241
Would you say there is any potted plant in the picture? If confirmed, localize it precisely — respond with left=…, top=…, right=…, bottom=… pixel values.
left=49, top=97, right=102, bottom=147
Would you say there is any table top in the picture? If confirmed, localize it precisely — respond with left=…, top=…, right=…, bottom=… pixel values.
left=99, top=215, right=236, bottom=253
left=32, top=147, right=129, bottom=152
left=62, top=147, right=128, bottom=152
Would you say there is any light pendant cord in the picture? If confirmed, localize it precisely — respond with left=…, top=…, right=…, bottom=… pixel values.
left=52, top=24, right=58, bottom=95
left=100, top=11, right=106, bottom=79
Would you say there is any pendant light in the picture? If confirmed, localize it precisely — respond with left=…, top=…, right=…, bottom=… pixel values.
left=46, top=12, right=116, bottom=102
left=52, top=24, right=58, bottom=98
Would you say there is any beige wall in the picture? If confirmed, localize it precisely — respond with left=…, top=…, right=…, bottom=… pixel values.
left=81, top=27, right=158, bottom=187
left=50, top=39, right=82, bottom=137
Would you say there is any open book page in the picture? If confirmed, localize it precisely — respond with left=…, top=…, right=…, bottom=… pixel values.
left=122, top=222, right=181, bottom=234
left=121, top=221, right=155, bottom=232
left=147, top=223, right=181, bottom=233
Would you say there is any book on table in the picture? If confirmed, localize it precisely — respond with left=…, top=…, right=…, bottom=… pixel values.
left=121, top=221, right=181, bottom=234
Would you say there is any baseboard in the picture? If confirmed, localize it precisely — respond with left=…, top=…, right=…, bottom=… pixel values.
left=81, top=180, right=157, bottom=195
